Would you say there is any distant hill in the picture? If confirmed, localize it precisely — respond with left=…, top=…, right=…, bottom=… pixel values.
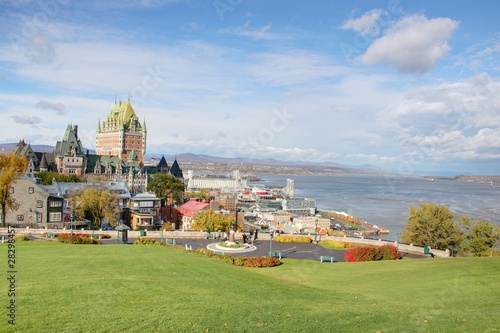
left=0, top=143, right=95, bottom=154
left=145, top=152, right=383, bottom=173
left=0, top=142, right=381, bottom=174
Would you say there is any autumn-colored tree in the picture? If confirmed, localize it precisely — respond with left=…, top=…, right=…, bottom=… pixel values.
left=0, top=153, right=28, bottom=227
left=69, top=187, right=119, bottom=229
left=191, top=210, right=233, bottom=232
left=459, top=215, right=500, bottom=256
left=402, top=202, right=463, bottom=251
left=147, top=174, right=185, bottom=205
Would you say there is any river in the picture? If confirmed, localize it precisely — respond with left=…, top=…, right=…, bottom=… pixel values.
left=254, top=174, right=500, bottom=240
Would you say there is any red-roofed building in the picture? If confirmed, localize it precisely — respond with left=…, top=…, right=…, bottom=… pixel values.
left=178, top=198, right=209, bottom=230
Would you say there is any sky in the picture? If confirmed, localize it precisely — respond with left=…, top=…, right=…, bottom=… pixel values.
left=0, top=0, right=499, bottom=175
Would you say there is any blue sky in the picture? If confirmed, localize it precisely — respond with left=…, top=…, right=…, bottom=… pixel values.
left=0, top=0, right=499, bottom=175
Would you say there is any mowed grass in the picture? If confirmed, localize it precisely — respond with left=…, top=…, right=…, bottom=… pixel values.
left=2, top=242, right=499, bottom=333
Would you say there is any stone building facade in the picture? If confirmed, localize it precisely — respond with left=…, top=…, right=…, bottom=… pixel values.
left=1, top=177, right=64, bottom=228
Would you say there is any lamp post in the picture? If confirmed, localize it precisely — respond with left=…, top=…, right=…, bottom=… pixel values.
left=161, top=219, right=165, bottom=243
left=396, top=232, right=401, bottom=255
left=314, top=219, right=318, bottom=244
left=269, top=229, right=274, bottom=256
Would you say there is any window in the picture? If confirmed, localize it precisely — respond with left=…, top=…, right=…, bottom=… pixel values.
left=37, top=200, right=43, bottom=208
left=49, top=200, right=62, bottom=207
left=16, top=215, right=24, bottom=221
left=28, top=187, right=34, bottom=194
left=36, top=212, right=42, bottom=223
left=139, top=201, right=153, bottom=207
left=49, top=212, right=62, bottom=222
left=9, top=187, right=14, bottom=194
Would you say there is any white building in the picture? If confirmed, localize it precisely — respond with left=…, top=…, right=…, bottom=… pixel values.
left=186, top=170, right=248, bottom=190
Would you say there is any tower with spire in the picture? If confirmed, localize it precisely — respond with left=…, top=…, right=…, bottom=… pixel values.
left=95, top=100, right=147, bottom=165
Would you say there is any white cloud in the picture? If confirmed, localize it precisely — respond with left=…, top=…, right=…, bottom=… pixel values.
left=221, top=22, right=281, bottom=40
left=454, top=34, right=500, bottom=72
left=341, top=9, right=386, bottom=35
left=380, top=74, right=500, bottom=161
left=360, top=15, right=459, bottom=74
left=248, top=51, right=348, bottom=86
left=36, top=100, right=66, bottom=115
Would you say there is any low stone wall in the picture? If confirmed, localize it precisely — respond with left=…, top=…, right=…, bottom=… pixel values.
left=0, top=228, right=451, bottom=258
left=323, top=236, right=450, bottom=258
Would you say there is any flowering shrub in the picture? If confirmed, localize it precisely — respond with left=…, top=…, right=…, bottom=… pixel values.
left=134, top=237, right=165, bottom=246
left=56, top=233, right=102, bottom=244
left=327, top=229, right=347, bottom=237
left=14, top=234, right=28, bottom=241
left=273, top=235, right=312, bottom=243
left=320, top=239, right=352, bottom=249
left=243, top=256, right=281, bottom=267
left=377, top=244, right=401, bottom=260
left=345, top=245, right=401, bottom=262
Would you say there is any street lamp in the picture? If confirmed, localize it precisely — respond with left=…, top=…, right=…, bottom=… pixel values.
left=314, top=219, right=318, bottom=244
left=161, top=219, right=165, bottom=243
left=269, top=229, right=274, bottom=256
left=396, top=232, right=401, bottom=255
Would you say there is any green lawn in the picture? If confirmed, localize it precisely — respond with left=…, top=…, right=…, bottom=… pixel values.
left=2, top=241, right=499, bottom=332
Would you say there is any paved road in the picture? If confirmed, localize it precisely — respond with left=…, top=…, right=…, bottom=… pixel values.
left=102, top=237, right=428, bottom=262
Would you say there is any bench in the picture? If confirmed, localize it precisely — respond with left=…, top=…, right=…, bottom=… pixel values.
left=269, top=251, right=282, bottom=259
left=90, top=233, right=101, bottom=239
left=47, top=232, right=56, bottom=239
left=320, top=255, right=335, bottom=263
left=214, top=251, right=225, bottom=255
left=166, top=238, right=176, bottom=245
left=185, top=244, right=192, bottom=250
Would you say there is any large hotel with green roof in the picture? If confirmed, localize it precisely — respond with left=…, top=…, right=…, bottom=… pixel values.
left=96, top=100, right=147, bottom=164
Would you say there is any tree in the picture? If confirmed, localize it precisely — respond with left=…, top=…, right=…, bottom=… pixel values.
left=191, top=210, right=233, bottom=232
left=459, top=215, right=500, bottom=256
left=147, top=174, right=185, bottom=205
left=69, top=187, right=119, bottom=229
left=402, top=202, right=463, bottom=251
left=35, top=171, right=81, bottom=185
left=184, top=189, right=211, bottom=202
left=0, top=153, right=28, bottom=227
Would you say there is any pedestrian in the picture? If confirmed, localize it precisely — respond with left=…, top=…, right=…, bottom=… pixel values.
left=242, top=233, right=247, bottom=244
left=217, top=230, right=222, bottom=242
left=249, top=228, right=254, bottom=245
left=254, top=229, right=258, bottom=241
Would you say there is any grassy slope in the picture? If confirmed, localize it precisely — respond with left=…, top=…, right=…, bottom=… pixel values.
left=2, top=242, right=499, bottom=333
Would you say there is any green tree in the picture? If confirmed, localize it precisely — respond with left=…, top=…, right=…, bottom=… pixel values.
left=147, top=174, right=185, bottom=205
left=459, top=215, right=500, bottom=256
left=69, top=187, right=119, bottom=229
left=0, top=153, right=28, bottom=227
left=402, top=202, right=463, bottom=251
left=191, top=210, right=233, bottom=232
left=35, top=171, right=81, bottom=185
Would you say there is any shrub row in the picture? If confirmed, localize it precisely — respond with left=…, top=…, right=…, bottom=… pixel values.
left=273, top=235, right=312, bottom=243
left=56, top=234, right=102, bottom=245
left=194, top=249, right=280, bottom=267
left=320, top=239, right=352, bottom=249
left=344, top=244, right=401, bottom=262
left=14, top=234, right=28, bottom=242
left=134, top=237, right=165, bottom=246
left=327, top=230, right=347, bottom=237
left=131, top=238, right=280, bottom=268
left=42, top=232, right=111, bottom=239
